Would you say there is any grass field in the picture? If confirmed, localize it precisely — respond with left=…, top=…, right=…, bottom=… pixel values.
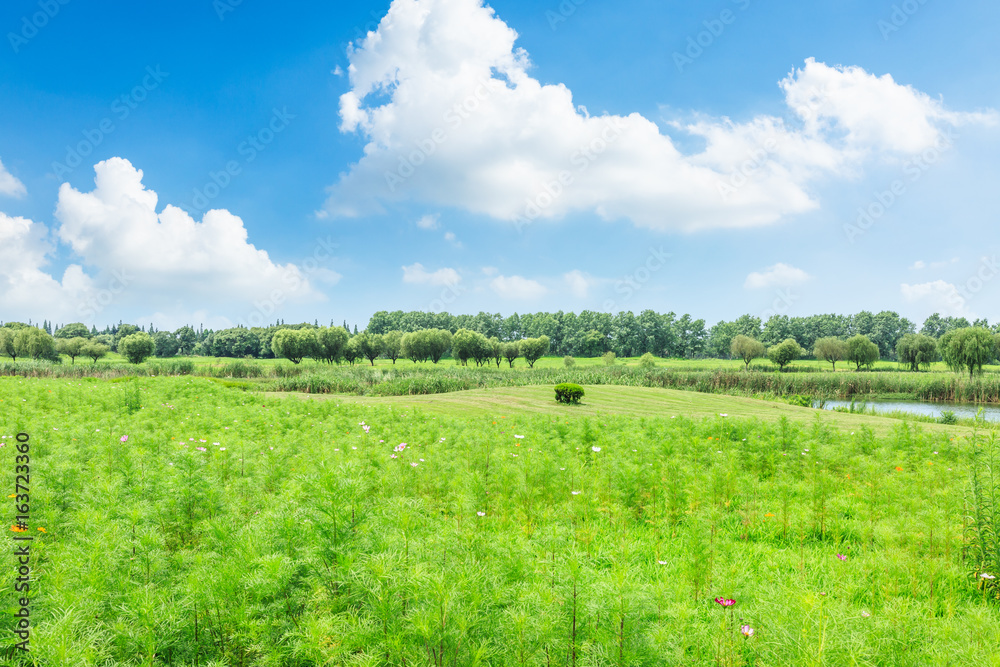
left=3, top=374, right=999, bottom=665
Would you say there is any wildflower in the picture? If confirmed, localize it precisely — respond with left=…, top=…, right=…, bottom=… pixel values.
left=895, top=466, right=903, bottom=472
left=37, top=527, right=46, bottom=533
left=981, top=573, right=996, bottom=580
left=720, top=413, right=728, bottom=417
left=352, top=446, right=357, bottom=450
left=571, top=491, right=581, bottom=495
left=390, top=454, right=398, bottom=459
left=120, top=435, right=129, bottom=443
left=592, top=446, right=601, bottom=452
left=394, top=443, right=407, bottom=452
left=657, top=560, right=668, bottom=565
left=411, top=462, right=419, bottom=467
left=477, top=511, right=486, bottom=516
left=765, top=512, right=775, bottom=517
left=740, top=625, right=754, bottom=638
left=514, top=435, right=524, bottom=439
left=836, top=554, right=847, bottom=561
left=11, top=525, right=28, bottom=533
left=196, top=447, right=207, bottom=452
left=220, top=447, right=226, bottom=451
left=714, top=597, right=735, bottom=607
left=7, top=494, right=15, bottom=498
left=861, top=610, right=871, bottom=618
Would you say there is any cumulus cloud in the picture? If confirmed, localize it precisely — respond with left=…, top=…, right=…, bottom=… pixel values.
left=564, top=270, right=598, bottom=298
left=402, top=262, right=461, bottom=286
left=324, top=0, right=995, bottom=232
left=53, top=158, right=323, bottom=311
left=490, top=274, right=547, bottom=300
left=901, top=280, right=970, bottom=317
left=0, top=159, right=26, bottom=198
left=416, top=213, right=440, bottom=230
left=0, top=212, right=96, bottom=320
left=744, top=263, right=811, bottom=290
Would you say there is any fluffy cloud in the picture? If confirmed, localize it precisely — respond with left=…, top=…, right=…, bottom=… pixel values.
left=325, top=0, right=995, bottom=232
left=416, top=214, right=440, bottom=230
left=0, top=213, right=96, bottom=319
left=744, top=263, right=811, bottom=290
left=0, top=159, right=26, bottom=198
left=490, top=275, right=547, bottom=300
left=54, top=158, right=322, bottom=311
left=402, top=262, right=461, bottom=286
left=901, top=280, right=969, bottom=317
left=563, top=270, right=598, bottom=298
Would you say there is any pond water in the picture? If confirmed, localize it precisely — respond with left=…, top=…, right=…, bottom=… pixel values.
left=816, top=399, right=1000, bottom=423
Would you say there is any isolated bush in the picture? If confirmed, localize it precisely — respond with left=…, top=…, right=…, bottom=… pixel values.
left=602, top=351, right=617, bottom=366
left=767, top=338, right=803, bottom=371
left=786, top=394, right=812, bottom=407
left=563, top=355, right=575, bottom=368
left=118, top=332, right=155, bottom=364
left=939, top=410, right=958, bottom=425
left=554, top=382, right=585, bottom=404
left=639, top=352, right=656, bottom=368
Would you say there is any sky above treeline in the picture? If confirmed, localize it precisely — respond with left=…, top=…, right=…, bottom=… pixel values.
left=1, top=0, right=998, bottom=332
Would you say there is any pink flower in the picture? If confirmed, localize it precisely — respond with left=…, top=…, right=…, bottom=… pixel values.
left=120, top=435, right=129, bottom=443
left=836, top=554, right=847, bottom=561
left=740, top=625, right=754, bottom=638
left=394, top=443, right=407, bottom=452
left=714, top=597, right=735, bottom=607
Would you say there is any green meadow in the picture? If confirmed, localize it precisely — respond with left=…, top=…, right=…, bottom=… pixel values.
left=2, top=372, right=999, bottom=665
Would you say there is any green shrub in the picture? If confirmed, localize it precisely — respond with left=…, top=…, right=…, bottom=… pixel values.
left=639, top=352, right=656, bottom=368
left=602, top=351, right=616, bottom=366
left=554, top=382, right=585, bottom=404
left=939, top=410, right=958, bottom=425
left=786, top=394, right=812, bottom=407
left=563, top=356, right=575, bottom=368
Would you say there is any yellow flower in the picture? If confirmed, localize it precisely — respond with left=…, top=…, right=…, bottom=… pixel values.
left=37, top=527, right=46, bottom=533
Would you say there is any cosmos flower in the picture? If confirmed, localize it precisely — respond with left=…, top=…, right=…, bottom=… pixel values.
left=714, top=597, right=735, bottom=607
left=861, top=610, right=871, bottom=617
left=740, top=625, right=754, bottom=638
left=836, top=554, right=847, bottom=561
left=981, top=573, right=996, bottom=580
left=477, top=511, right=486, bottom=516
left=120, top=435, right=129, bottom=443
left=592, top=446, right=601, bottom=452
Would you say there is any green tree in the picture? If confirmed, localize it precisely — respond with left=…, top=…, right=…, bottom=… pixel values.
left=401, top=331, right=427, bottom=363
left=846, top=334, right=880, bottom=371
left=939, top=327, right=997, bottom=379
left=118, top=332, right=156, bottom=364
left=14, top=327, right=57, bottom=361
left=767, top=338, right=803, bottom=371
left=55, top=322, right=91, bottom=339
left=813, top=337, right=848, bottom=371
left=342, top=336, right=362, bottom=365
left=451, top=329, right=480, bottom=366
left=113, top=324, right=140, bottom=352
left=175, top=326, right=198, bottom=355
left=520, top=335, right=550, bottom=368
left=81, top=342, right=109, bottom=364
left=315, top=326, right=349, bottom=364
left=730, top=335, right=766, bottom=371
left=153, top=331, right=180, bottom=358
left=213, top=328, right=261, bottom=358
left=489, top=337, right=504, bottom=368
left=503, top=341, right=521, bottom=368
left=426, top=329, right=452, bottom=364
left=356, top=332, right=384, bottom=366
left=0, top=328, right=16, bottom=361
left=271, top=329, right=317, bottom=364
left=56, top=337, right=87, bottom=364
left=382, top=331, right=403, bottom=364
left=895, top=333, right=937, bottom=372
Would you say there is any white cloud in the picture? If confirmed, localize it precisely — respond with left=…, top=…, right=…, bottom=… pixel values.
left=416, top=213, right=440, bottom=230
left=481, top=266, right=498, bottom=276
left=563, top=269, right=598, bottom=298
left=0, top=159, right=26, bottom=199
left=910, top=260, right=927, bottom=270
left=324, top=0, right=995, bottom=232
left=901, top=280, right=970, bottom=317
left=744, top=263, right=811, bottom=289
left=402, top=262, right=461, bottom=286
left=443, top=231, right=463, bottom=248
left=490, top=274, right=547, bottom=300
left=0, top=212, right=96, bottom=320
left=54, top=158, right=323, bottom=310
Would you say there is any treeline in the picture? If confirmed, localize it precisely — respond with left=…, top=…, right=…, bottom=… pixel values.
left=2, top=310, right=995, bottom=364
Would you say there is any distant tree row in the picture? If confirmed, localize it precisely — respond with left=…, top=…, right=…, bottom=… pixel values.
left=730, top=328, right=1000, bottom=375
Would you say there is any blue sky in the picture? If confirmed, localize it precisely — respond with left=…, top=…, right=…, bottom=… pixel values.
left=1, top=0, right=998, bottom=331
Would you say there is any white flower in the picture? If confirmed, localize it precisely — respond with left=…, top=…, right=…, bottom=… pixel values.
left=981, top=573, right=996, bottom=580
left=477, top=511, right=486, bottom=516
left=592, top=446, right=601, bottom=452
left=571, top=491, right=581, bottom=495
